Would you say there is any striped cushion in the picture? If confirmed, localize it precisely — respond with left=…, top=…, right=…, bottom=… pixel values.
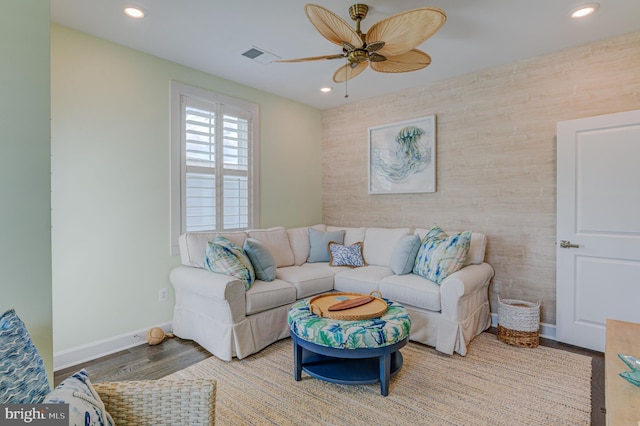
left=0, top=309, right=51, bottom=404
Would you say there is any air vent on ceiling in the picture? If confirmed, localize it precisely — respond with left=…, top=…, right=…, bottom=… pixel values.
left=241, top=46, right=280, bottom=65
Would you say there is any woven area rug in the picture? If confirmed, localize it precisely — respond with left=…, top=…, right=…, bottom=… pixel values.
left=167, top=333, right=591, bottom=425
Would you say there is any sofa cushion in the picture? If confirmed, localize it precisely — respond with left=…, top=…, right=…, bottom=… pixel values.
left=390, top=234, right=421, bottom=275
left=287, top=224, right=326, bottom=265
left=43, top=369, right=114, bottom=426
left=247, top=227, right=295, bottom=267
left=380, top=274, right=442, bottom=312
left=179, top=231, right=247, bottom=268
left=326, top=226, right=366, bottom=246
left=329, top=242, right=367, bottom=267
left=413, top=225, right=471, bottom=284
left=363, top=227, right=411, bottom=267
left=333, top=265, right=392, bottom=294
left=307, top=228, right=345, bottom=263
left=204, top=236, right=255, bottom=290
left=414, top=228, right=487, bottom=265
left=464, top=233, right=487, bottom=265
left=277, top=265, right=336, bottom=299
left=0, top=309, right=51, bottom=404
left=245, top=279, right=297, bottom=315
left=243, top=238, right=276, bottom=282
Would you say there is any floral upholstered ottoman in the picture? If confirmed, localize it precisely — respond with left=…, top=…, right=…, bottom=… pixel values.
left=287, top=296, right=411, bottom=396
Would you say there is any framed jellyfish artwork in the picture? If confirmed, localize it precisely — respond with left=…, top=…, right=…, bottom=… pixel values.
left=368, top=115, right=436, bottom=194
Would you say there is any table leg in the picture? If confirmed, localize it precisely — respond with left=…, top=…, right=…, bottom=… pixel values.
left=379, top=351, right=391, bottom=396
left=294, top=339, right=303, bottom=381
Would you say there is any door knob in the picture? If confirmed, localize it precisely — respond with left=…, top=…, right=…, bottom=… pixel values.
left=560, top=240, right=580, bottom=249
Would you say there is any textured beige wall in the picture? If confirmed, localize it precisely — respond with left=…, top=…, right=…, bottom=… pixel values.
left=321, top=31, right=640, bottom=324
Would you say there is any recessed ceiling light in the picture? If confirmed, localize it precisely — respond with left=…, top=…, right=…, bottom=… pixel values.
left=124, top=5, right=146, bottom=19
left=570, top=3, right=599, bottom=19
left=320, top=87, right=332, bottom=93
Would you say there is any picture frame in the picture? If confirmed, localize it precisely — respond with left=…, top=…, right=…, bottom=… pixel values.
left=368, top=115, right=436, bottom=194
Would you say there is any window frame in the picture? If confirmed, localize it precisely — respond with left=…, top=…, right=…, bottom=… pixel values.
left=170, top=81, right=259, bottom=255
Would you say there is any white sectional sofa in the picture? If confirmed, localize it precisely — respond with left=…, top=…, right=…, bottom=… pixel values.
left=170, top=224, right=494, bottom=361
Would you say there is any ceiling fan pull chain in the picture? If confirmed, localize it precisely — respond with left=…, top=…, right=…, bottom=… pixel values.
left=344, top=58, right=349, bottom=98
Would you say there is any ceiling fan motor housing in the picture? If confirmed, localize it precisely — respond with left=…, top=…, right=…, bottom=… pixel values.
left=348, top=49, right=369, bottom=64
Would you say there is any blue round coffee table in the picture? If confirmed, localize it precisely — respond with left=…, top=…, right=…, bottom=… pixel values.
left=288, top=296, right=411, bottom=396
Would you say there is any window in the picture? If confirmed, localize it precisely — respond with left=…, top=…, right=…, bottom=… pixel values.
left=170, top=82, right=259, bottom=254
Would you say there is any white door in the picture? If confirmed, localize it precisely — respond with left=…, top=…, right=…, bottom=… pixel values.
left=556, top=109, right=640, bottom=352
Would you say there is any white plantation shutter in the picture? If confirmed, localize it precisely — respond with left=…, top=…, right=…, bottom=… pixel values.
left=171, top=82, right=259, bottom=253
left=184, top=99, right=217, bottom=231
left=182, top=97, right=253, bottom=232
left=220, top=108, right=250, bottom=229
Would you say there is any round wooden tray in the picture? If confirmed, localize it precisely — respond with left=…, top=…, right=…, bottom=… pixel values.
left=308, top=291, right=387, bottom=320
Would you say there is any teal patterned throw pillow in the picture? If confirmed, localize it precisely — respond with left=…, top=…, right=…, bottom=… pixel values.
left=413, top=225, right=471, bottom=284
left=328, top=242, right=367, bottom=267
left=204, top=236, right=255, bottom=290
left=0, top=309, right=51, bottom=404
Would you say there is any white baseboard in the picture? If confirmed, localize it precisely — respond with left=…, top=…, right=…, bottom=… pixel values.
left=53, top=322, right=172, bottom=371
left=490, top=313, right=556, bottom=340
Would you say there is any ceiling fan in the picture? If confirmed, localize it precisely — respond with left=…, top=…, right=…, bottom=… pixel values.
left=276, top=4, right=447, bottom=83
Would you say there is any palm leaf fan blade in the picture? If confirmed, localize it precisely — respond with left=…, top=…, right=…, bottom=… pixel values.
left=366, top=8, right=446, bottom=57
left=305, top=4, right=362, bottom=48
left=333, top=62, right=368, bottom=83
left=370, top=49, right=431, bottom=73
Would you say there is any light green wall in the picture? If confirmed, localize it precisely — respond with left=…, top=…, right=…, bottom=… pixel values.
left=0, top=1, right=53, bottom=376
left=50, top=24, right=322, bottom=352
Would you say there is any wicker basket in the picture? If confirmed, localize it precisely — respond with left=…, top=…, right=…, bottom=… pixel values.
left=497, top=298, right=540, bottom=348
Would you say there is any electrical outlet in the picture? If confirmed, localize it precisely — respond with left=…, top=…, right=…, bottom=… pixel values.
left=158, top=288, right=169, bottom=302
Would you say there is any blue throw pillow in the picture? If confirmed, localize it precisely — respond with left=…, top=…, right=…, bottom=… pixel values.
left=307, top=228, right=346, bottom=263
left=243, top=238, right=277, bottom=281
left=328, top=242, right=367, bottom=267
left=390, top=234, right=421, bottom=275
left=0, top=309, right=51, bottom=404
left=204, top=236, right=255, bottom=290
left=43, top=369, right=114, bottom=426
left=413, top=225, right=471, bottom=284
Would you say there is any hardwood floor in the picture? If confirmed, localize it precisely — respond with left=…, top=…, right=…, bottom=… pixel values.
left=55, top=331, right=605, bottom=425
left=54, top=337, right=210, bottom=385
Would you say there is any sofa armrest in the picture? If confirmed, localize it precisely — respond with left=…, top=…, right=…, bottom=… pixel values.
left=439, top=263, right=494, bottom=319
left=93, top=379, right=216, bottom=426
left=170, top=266, right=245, bottom=303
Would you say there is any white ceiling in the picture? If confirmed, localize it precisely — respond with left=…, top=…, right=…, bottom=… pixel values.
left=50, top=1, right=640, bottom=110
